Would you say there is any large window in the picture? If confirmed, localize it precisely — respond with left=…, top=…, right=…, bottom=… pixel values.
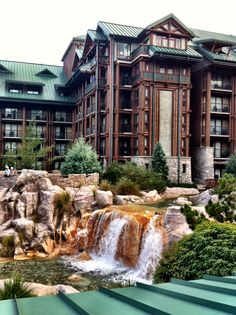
left=4, top=142, right=17, bottom=153
left=211, top=74, right=231, bottom=90
left=55, top=111, right=67, bottom=122
left=4, top=124, right=22, bottom=137
left=30, top=109, right=43, bottom=120
left=211, top=96, right=230, bottom=112
left=55, top=143, right=66, bottom=156
left=3, top=108, right=21, bottom=119
left=155, top=35, right=186, bottom=49
left=117, top=42, right=131, bottom=59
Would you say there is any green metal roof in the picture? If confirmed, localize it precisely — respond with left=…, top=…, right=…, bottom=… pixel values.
left=87, top=30, right=107, bottom=42
left=192, top=28, right=236, bottom=45
left=97, top=21, right=144, bottom=38
left=0, top=60, right=74, bottom=104
left=197, top=45, right=236, bottom=64
left=75, top=48, right=84, bottom=59
left=150, top=45, right=203, bottom=59
left=147, top=13, right=195, bottom=37
left=73, top=35, right=86, bottom=42
left=1, top=275, right=236, bottom=314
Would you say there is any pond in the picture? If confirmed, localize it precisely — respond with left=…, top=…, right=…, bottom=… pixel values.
left=0, top=198, right=174, bottom=292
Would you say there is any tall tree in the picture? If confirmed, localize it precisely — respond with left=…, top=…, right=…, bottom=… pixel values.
left=225, top=151, right=236, bottom=177
left=2, top=122, right=52, bottom=170
left=151, top=142, right=169, bottom=180
left=61, top=138, right=102, bottom=175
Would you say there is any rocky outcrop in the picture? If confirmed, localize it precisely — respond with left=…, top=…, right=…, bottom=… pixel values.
left=115, top=195, right=144, bottom=205
left=175, top=197, right=192, bottom=206
left=164, top=206, right=192, bottom=244
left=190, top=189, right=218, bottom=206
left=95, top=189, right=113, bottom=208
left=161, top=187, right=199, bottom=199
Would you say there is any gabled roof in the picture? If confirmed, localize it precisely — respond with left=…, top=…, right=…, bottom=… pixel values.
left=75, top=48, right=83, bottom=59
left=35, top=68, right=57, bottom=78
left=192, top=28, right=236, bottom=46
left=0, top=60, right=74, bottom=104
left=147, top=13, right=195, bottom=37
left=197, top=45, right=236, bottom=64
left=87, top=30, right=107, bottom=42
left=1, top=275, right=236, bottom=314
left=0, top=64, right=13, bottom=74
left=97, top=21, right=144, bottom=38
left=61, top=36, right=85, bottom=61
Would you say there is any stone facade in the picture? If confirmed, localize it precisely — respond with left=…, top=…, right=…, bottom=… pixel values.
left=48, top=173, right=99, bottom=189
left=166, top=157, right=192, bottom=184
left=191, top=147, right=214, bottom=183
left=132, top=156, right=192, bottom=183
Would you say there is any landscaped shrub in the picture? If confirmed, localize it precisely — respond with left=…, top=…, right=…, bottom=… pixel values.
left=115, top=178, right=140, bottom=195
left=181, top=205, right=206, bottom=230
left=225, top=151, right=236, bottom=177
left=0, top=274, right=35, bottom=300
left=53, top=191, right=72, bottom=229
left=151, top=143, right=169, bottom=180
left=99, top=179, right=112, bottom=191
left=153, top=222, right=236, bottom=283
left=0, top=236, right=15, bottom=258
left=205, top=173, right=236, bottom=223
left=102, top=161, right=123, bottom=184
left=61, top=138, right=102, bottom=175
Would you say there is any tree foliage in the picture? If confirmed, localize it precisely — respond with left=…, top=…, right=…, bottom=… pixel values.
left=151, top=143, right=168, bottom=180
left=206, top=173, right=236, bottom=223
left=61, top=138, right=102, bottom=175
left=181, top=205, right=206, bottom=230
left=225, top=151, right=236, bottom=177
left=153, top=222, right=236, bottom=283
left=2, top=122, right=52, bottom=170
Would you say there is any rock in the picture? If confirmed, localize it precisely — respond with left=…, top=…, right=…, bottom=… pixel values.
left=86, top=173, right=99, bottom=186
left=162, top=187, right=199, bottom=199
left=164, top=206, right=192, bottom=244
left=141, top=190, right=162, bottom=202
left=0, top=228, right=16, bottom=240
left=211, top=194, right=219, bottom=204
left=175, top=197, right=192, bottom=206
left=0, top=220, right=12, bottom=233
left=115, top=195, right=143, bottom=205
left=55, top=284, right=78, bottom=294
left=20, top=192, right=38, bottom=217
left=73, top=186, right=96, bottom=214
left=190, top=189, right=213, bottom=206
left=191, top=206, right=209, bottom=219
left=78, top=250, right=91, bottom=261
left=15, top=199, right=26, bottom=218
left=12, top=218, right=34, bottom=241
left=14, top=245, right=24, bottom=255
left=16, top=169, right=53, bottom=191
left=41, top=236, right=54, bottom=254
left=77, top=229, right=88, bottom=250
left=68, top=274, right=91, bottom=287
left=95, top=189, right=113, bottom=208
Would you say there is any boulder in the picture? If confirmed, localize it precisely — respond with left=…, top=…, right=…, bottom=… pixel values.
left=191, top=206, right=209, bottom=219
left=41, top=236, right=54, bottom=255
left=0, top=228, right=15, bottom=240
left=95, top=189, right=113, bottom=208
left=115, top=195, right=144, bottom=205
left=73, top=186, right=96, bottom=214
left=175, top=197, right=192, bottom=206
left=141, top=190, right=162, bottom=203
left=15, top=199, right=26, bottom=218
left=86, top=173, right=99, bottom=186
left=78, top=250, right=91, bottom=261
left=16, top=169, right=53, bottom=191
left=68, top=274, right=91, bottom=287
left=20, top=192, right=38, bottom=217
left=12, top=218, right=34, bottom=241
left=162, top=187, right=199, bottom=199
left=190, top=189, right=213, bottom=206
left=164, top=206, right=192, bottom=244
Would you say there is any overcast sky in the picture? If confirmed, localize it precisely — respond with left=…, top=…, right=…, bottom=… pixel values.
left=1, top=0, right=236, bottom=66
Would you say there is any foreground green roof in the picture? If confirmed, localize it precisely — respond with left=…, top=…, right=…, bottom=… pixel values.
left=0, top=60, right=75, bottom=104
left=150, top=45, right=202, bottom=59
left=192, top=28, right=236, bottom=46
left=1, top=275, right=236, bottom=314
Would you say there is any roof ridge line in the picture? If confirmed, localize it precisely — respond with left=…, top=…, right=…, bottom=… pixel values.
left=98, top=20, right=145, bottom=30
left=0, top=59, right=63, bottom=68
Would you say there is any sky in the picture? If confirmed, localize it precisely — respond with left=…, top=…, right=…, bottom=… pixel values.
left=1, top=0, right=236, bottom=66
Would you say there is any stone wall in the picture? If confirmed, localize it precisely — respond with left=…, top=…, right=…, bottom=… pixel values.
left=48, top=173, right=99, bottom=189
left=166, top=157, right=192, bottom=184
left=191, top=147, right=214, bottom=183
left=131, top=156, right=192, bottom=183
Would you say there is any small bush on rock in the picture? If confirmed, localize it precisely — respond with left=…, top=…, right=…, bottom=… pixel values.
left=0, top=274, right=35, bottom=300
left=103, top=161, right=123, bottom=184
left=53, top=192, right=72, bottom=229
left=115, top=178, right=140, bottom=195
left=0, top=236, right=15, bottom=258
left=99, top=180, right=112, bottom=191
left=181, top=205, right=206, bottom=230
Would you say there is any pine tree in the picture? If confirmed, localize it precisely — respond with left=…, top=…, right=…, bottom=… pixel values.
left=225, top=152, right=236, bottom=177
left=151, top=142, right=168, bottom=180
left=61, top=138, right=102, bottom=175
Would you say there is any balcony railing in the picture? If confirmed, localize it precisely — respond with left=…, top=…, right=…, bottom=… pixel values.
left=99, top=147, right=105, bottom=155
left=55, top=132, right=72, bottom=139
left=211, top=127, right=229, bottom=135
left=211, top=106, right=229, bottom=113
left=4, top=130, right=22, bottom=137
left=119, top=147, right=131, bottom=156
left=2, top=112, right=23, bottom=119
left=86, top=104, right=95, bottom=115
left=120, top=101, right=132, bottom=109
left=131, top=45, right=149, bottom=60
left=120, top=124, right=131, bottom=132
left=120, top=77, right=132, bottom=86
left=214, top=150, right=229, bottom=158
left=27, top=115, right=47, bottom=121
left=99, top=78, right=107, bottom=88
left=54, top=150, right=65, bottom=156
left=100, top=102, right=106, bottom=110
left=211, top=83, right=232, bottom=90
left=54, top=114, right=72, bottom=122
left=85, top=80, right=96, bottom=95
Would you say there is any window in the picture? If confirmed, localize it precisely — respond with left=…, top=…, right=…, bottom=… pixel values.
left=55, top=111, right=67, bottom=122
left=55, top=143, right=66, bottom=156
left=4, top=124, right=22, bottom=137
left=30, top=109, right=43, bottom=120
left=182, top=164, right=186, bottom=174
left=4, top=108, right=19, bottom=119
left=211, top=74, right=231, bottom=90
left=167, top=68, right=174, bottom=74
left=4, top=142, right=17, bottom=153
left=160, top=67, right=166, bottom=74
left=117, top=42, right=131, bottom=59
left=155, top=35, right=186, bottom=49
left=145, top=87, right=150, bottom=97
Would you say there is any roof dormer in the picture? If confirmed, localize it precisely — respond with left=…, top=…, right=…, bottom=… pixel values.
left=36, top=68, right=57, bottom=78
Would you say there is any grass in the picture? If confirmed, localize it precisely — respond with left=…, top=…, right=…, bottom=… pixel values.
left=0, top=274, right=35, bottom=300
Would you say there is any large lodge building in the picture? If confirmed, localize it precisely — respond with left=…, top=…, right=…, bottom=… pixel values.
left=1, top=13, right=236, bottom=183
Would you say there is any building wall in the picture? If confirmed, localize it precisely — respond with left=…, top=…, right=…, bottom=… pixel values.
left=191, top=147, right=214, bottom=183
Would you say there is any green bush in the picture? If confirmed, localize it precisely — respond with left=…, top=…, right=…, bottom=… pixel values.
left=153, top=222, right=236, bottom=283
left=115, top=178, right=140, bottom=195
left=103, top=161, right=167, bottom=192
left=214, top=173, right=236, bottom=198
left=0, top=236, right=15, bottom=258
left=0, top=274, right=35, bottom=300
left=225, top=151, right=236, bottom=177
left=151, top=143, right=169, bottom=180
left=53, top=191, right=72, bottom=229
left=181, top=205, right=206, bottom=230
left=61, top=138, right=102, bottom=175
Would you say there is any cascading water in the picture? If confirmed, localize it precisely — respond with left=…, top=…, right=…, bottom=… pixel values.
left=64, top=210, right=164, bottom=284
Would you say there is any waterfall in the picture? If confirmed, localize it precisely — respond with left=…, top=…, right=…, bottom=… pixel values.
left=135, top=216, right=163, bottom=280
left=98, top=217, right=128, bottom=260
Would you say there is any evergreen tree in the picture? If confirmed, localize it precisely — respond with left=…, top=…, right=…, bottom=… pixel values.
left=61, top=138, right=102, bottom=175
left=225, top=151, right=236, bottom=177
left=151, top=142, right=168, bottom=180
